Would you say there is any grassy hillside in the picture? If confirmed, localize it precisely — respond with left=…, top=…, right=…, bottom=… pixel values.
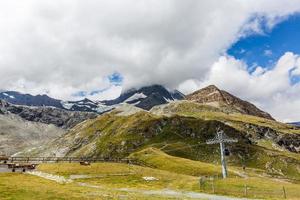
left=151, top=101, right=300, bottom=135
left=129, top=147, right=223, bottom=177
left=31, top=101, right=300, bottom=182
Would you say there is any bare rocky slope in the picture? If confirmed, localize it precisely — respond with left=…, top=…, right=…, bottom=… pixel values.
left=185, top=85, right=274, bottom=120
left=0, top=100, right=97, bottom=129
left=0, top=99, right=98, bottom=155
left=0, top=114, right=66, bottom=155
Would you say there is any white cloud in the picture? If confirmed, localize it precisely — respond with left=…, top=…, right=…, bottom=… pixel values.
left=1, top=1, right=300, bottom=120
left=291, top=58, right=300, bottom=76
left=0, top=0, right=300, bottom=100
left=264, top=49, right=273, bottom=56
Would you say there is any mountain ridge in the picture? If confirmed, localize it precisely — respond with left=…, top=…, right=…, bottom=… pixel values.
left=0, top=85, right=185, bottom=113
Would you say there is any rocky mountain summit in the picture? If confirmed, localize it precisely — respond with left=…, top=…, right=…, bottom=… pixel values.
left=103, top=85, right=185, bottom=110
left=186, top=85, right=274, bottom=120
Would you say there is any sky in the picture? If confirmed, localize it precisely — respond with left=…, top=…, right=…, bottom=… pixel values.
left=1, top=1, right=300, bottom=121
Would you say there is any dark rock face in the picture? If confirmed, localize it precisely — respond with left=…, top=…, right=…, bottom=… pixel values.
left=245, top=123, right=300, bottom=153
left=186, top=85, right=274, bottom=120
left=0, top=91, right=63, bottom=108
left=245, top=124, right=278, bottom=140
left=277, top=134, right=300, bottom=153
left=0, top=100, right=97, bottom=129
left=103, top=85, right=185, bottom=110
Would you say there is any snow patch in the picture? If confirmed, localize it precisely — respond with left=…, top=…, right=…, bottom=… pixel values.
left=3, top=93, right=15, bottom=99
left=125, top=93, right=147, bottom=102
left=163, top=97, right=174, bottom=102
left=61, top=101, right=74, bottom=109
left=143, top=176, right=159, bottom=181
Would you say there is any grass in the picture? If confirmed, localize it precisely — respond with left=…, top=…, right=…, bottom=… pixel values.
left=0, top=173, right=92, bottom=200
left=38, top=162, right=198, bottom=191
left=37, top=160, right=300, bottom=199
left=213, top=176, right=300, bottom=200
left=0, top=172, right=184, bottom=200
left=129, top=147, right=223, bottom=177
left=1, top=152, right=300, bottom=199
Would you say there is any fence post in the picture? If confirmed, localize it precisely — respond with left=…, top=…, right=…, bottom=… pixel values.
left=282, top=186, right=286, bottom=199
left=244, top=184, right=248, bottom=197
left=199, top=177, right=205, bottom=191
left=211, top=177, right=215, bottom=193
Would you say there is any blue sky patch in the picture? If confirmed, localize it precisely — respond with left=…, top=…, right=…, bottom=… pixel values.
left=108, top=72, right=123, bottom=86
left=72, top=91, right=87, bottom=97
left=228, top=14, right=300, bottom=72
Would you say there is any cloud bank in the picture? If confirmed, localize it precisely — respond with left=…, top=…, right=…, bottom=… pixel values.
left=189, top=52, right=300, bottom=122
left=0, top=0, right=300, bottom=121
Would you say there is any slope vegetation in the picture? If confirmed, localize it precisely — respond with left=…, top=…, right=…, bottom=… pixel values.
left=35, top=103, right=300, bottom=181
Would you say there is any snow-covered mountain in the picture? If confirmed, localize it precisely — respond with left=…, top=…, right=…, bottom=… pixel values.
left=0, top=91, right=112, bottom=113
left=0, top=85, right=185, bottom=113
left=61, top=98, right=113, bottom=113
left=0, top=91, right=64, bottom=109
left=102, top=85, right=185, bottom=110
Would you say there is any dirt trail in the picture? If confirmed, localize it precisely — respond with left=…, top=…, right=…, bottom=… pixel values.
left=26, top=171, right=73, bottom=183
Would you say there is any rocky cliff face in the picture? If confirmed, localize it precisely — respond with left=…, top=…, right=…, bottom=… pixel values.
left=186, top=85, right=274, bottom=120
left=0, top=100, right=97, bottom=129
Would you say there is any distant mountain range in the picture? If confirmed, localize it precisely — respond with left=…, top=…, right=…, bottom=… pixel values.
left=0, top=91, right=64, bottom=108
left=0, top=84, right=277, bottom=120
left=287, top=122, right=300, bottom=127
left=0, top=85, right=185, bottom=113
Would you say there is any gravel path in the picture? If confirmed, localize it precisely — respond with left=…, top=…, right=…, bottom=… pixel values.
left=118, top=188, right=251, bottom=200
left=26, top=171, right=73, bottom=184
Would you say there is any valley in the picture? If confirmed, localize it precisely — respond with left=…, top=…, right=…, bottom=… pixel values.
left=0, top=85, right=299, bottom=199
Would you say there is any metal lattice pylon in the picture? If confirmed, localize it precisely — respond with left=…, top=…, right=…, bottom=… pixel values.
left=206, top=128, right=238, bottom=178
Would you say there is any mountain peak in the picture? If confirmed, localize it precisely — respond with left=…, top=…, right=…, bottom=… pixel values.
left=103, top=84, right=185, bottom=110
left=205, top=84, right=220, bottom=90
left=186, top=85, right=274, bottom=120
